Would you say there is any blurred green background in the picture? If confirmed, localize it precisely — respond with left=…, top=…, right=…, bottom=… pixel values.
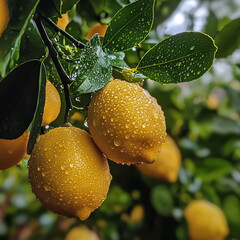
left=1, top=0, right=240, bottom=239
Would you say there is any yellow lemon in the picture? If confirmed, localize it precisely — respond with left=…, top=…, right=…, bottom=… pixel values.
left=129, top=204, right=144, bottom=223
left=65, top=225, right=100, bottom=240
left=184, top=199, right=229, bottom=240
left=28, top=126, right=112, bottom=220
left=57, top=13, right=69, bottom=31
left=136, top=135, right=181, bottom=182
left=0, top=0, right=10, bottom=37
left=86, top=23, right=108, bottom=40
left=41, top=80, right=61, bottom=126
left=0, top=130, right=29, bottom=170
left=88, top=79, right=166, bottom=165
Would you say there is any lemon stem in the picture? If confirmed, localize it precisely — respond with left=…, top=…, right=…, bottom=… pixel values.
left=34, top=13, right=71, bottom=122
left=40, top=15, right=85, bottom=49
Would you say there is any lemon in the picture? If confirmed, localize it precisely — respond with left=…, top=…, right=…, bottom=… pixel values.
left=0, top=130, right=29, bottom=170
left=57, top=13, right=69, bottom=31
left=0, top=0, right=9, bottom=37
left=136, top=135, right=181, bottom=182
left=65, top=225, right=100, bottom=240
left=184, top=199, right=229, bottom=240
left=86, top=23, right=108, bottom=40
left=41, top=80, right=61, bottom=126
left=28, top=126, right=112, bottom=220
left=88, top=79, right=166, bottom=165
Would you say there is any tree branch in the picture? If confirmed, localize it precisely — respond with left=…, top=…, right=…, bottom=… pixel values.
left=40, top=15, right=85, bottom=49
left=34, top=13, right=71, bottom=123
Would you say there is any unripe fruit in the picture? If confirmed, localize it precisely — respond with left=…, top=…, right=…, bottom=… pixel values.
left=65, top=225, right=100, bottom=240
left=28, top=126, right=112, bottom=220
left=86, top=23, right=108, bottom=40
left=57, top=13, right=69, bottom=31
left=136, top=135, right=181, bottom=182
left=41, top=80, right=61, bottom=126
left=0, top=130, right=29, bottom=170
left=184, top=199, right=229, bottom=240
left=0, top=0, right=10, bottom=37
left=88, top=79, right=166, bottom=165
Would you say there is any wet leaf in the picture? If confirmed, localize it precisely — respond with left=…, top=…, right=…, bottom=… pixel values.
left=0, top=61, right=41, bottom=139
left=70, top=93, right=91, bottom=110
left=103, top=0, right=155, bottom=51
left=27, top=63, right=47, bottom=154
left=104, top=49, right=128, bottom=68
left=0, top=0, right=40, bottom=78
left=69, top=34, right=112, bottom=95
left=151, top=185, right=173, bottom=216
left=215, top=18, right=240, bottom=58
left=18, top=20, right=45, bottom=65
left=137, top=32, right=217, bottom=84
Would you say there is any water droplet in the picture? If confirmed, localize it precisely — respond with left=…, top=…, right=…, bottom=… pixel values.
left=114, top=139, right=121, bottom=146
left=44, top=185, right=51, bottom=191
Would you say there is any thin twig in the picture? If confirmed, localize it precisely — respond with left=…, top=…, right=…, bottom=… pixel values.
left=34, top=13, right=71, bottom=122
left=40, top=15, right=85, bottom=49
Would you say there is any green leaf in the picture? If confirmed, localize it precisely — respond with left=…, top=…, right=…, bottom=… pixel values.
left=137, top=32, right=217, bottom=84
left=151, top=185, right=173, bottom=216
left=196, top=158, right=233, bottom=183
left=215, top=18, right=240, bottom=58
left=104, top=49, right=128, bottom=68
left=103, top=0, right=155, bottom=51
left=0, top=61, right=41, bottom=139
left=70, top=93, right=91, bottom=110
left=62, top=0, right=80, bottom=13
left=18, top=20, right=46, bottom=65
left=37, top=0, right=61, bottom=17
left=69, top=34, right=112, bottom=95
left=27, top=63, right=47, bottom=154
left=0, top=0, right=40, bottom=78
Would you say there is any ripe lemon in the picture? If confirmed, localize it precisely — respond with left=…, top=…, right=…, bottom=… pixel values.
left=136, top=135, right=181, bottom=182
left=86, top=23, right=108, bottom=40
left=88, top=79, right=166, bottom=165
left=65, top=225, right=100, bottom=240
left=184, top=199, right=229, bottom=240
left=41, top=80, right=61, bottom=126
left=57, top=13, right=69, bottom=31
left=0, top=0, right=9, bottom=37
left=28, top=126, right=112, bottom=220
left=0, top=130, right=29, bottom=170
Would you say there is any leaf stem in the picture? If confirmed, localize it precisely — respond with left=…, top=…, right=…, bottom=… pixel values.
left=34, top=13, right=71, bottom=123
left=40, top=15, right=85, bottom=49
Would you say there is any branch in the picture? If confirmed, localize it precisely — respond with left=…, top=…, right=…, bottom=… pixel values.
left=34, top=13, right=71, bottom=122
left=40, top=15, right=85, bottom=49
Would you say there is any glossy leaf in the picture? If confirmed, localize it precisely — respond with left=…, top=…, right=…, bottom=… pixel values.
left=0, top=0, right=40, bottom=78
left=0, top=61, right=41, bottom=139
left=215, top=18, right=240, bottom=58
left=18, top=20, right=45, bottom=65
left=137, top=32, right=217, bottom=84
left=69, top=34, right=112, bottom=95
left=104, top=49, right=128, bottom=68
left=27, top=63, right=47, bottom=154
left=103, top=0, right=155, bottom=51
left=151, top=185, right=173, bottom=216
